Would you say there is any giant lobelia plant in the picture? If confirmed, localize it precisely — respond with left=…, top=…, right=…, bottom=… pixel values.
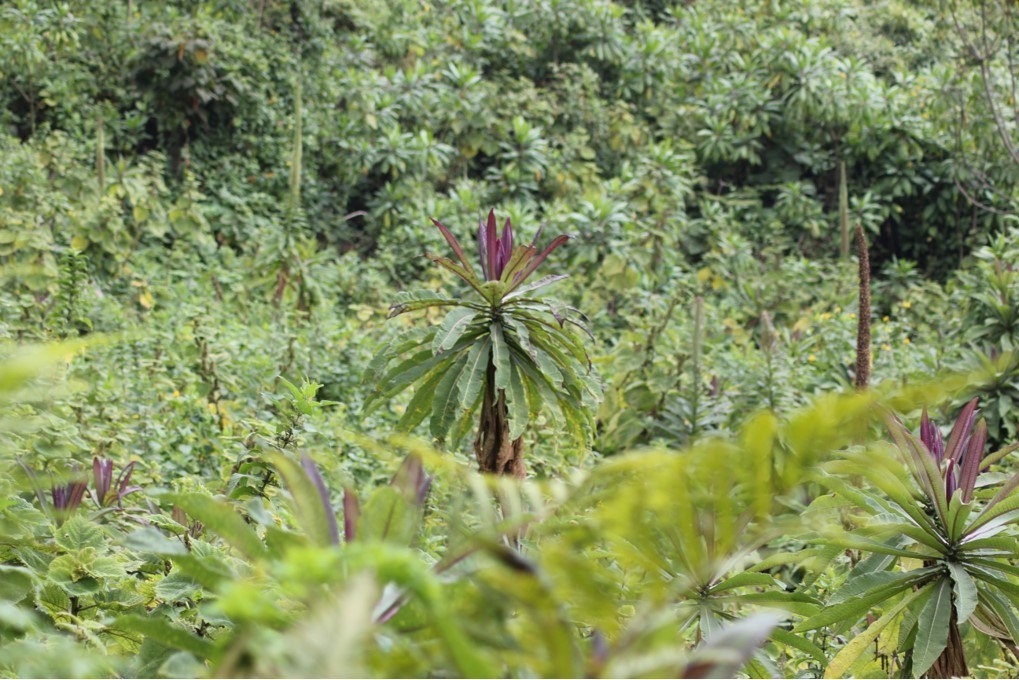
left=806, top=399, right=1019, bottom=678
left=363, top=210, right=600, bottom=477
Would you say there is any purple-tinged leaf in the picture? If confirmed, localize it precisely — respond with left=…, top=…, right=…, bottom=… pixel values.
left=115, top=461, right=139, bottom=505
left=301, top=453, right=340, bottom=546
left=391, top=454, right=432, bottom=507
left=93, top=457, right=112, bottom=505
left=944, top=398, right=979, bottom=466
left=920, top=408, right=945, bottom=462
left=427, top=256, right=486, bottom=295
left=485, top=209, right=499, bottom=282
left=431, top=217, right=475, bottom=275
left=503, top=274, right=569, bottom=301
left=529, top=222, right=546, bottom=250
left=52, top=478, right=87, bottom=512
left=499, top=217, right=513, bottom=279
left=959, top=419, right=987, bottom=503
left=506, top=234, right=571, bottom=294
left=477, top=217, right=489, bottom=280
left=343, top=486, right=360, bottom=543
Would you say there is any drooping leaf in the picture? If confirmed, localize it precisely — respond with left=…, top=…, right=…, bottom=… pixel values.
left=824, top=584, right=932, bottom=679
left=457, top=338, right=491, bottom=414
left=430, top=354, right=469, bottom=440
left=491, top=321, right=510, bottom=393
left=948, top=562, right=978, bottom=623
left=911, top=576, right=953, bottom=677
left=432, top=308, right=478, bottom=355
left=505, top=362, right=529, bottom=440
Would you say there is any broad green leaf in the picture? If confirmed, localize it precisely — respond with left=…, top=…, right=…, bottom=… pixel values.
left=163, top=493, right=267, bottom=560
left=397, top=368, right=446, bottom=432
left=708, top=572, right=778, bottom=593
left=824, top=583, right=931, bottom=679
left=505, top=362, right=529, bottom=440
left=503, top=273, right=568, bottom=301
left=911, top=576, right=953, bottom=677
left=830, top=568, right=938, bottom=605
left=768, top=626, right=826, bottom=664
left=491, top=321, right=510, bottom=393
left=947, top=562, right=978, bottom=622
left=55, top=517, right=105, bottom=552
left=794, top=571, right=931, bottom=632
left=0, top=566, right=34, bottom=601
left=432, top=308, right=478, bottom=355
left=268, top=453, right=336, bottom=548
left=121, top=527, right=187, bottom=556
left=114, top=615, right=216, bottom=660
left=981, top=588, right=1019, bottom=645
left=457, top=337, right=490, bottom=413
left=430, top=354, right=468, bottom=440
left=357, top=487, right=416, bottom=545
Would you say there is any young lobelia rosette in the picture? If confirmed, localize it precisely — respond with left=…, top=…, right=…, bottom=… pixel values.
left=363, top=210, right=601, bottom=477
left=806, top=399, right=1019, bottom=678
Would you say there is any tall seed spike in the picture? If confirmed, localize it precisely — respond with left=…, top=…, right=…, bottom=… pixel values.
left=839, top=160, right=850, bottom=259
left=854, top=224, right=871, bottom=390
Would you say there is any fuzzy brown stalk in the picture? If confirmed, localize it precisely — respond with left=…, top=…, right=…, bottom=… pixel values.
left=474, top=361, right=525, bottom=477
left=854, top=224, right=871, bottom=390
left=838, top=160, right=850, bottom=259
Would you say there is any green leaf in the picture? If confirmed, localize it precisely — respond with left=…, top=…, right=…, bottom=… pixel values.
left=794, top=570, right=932, bottom=632
left=162, top=493, right=266, bottom=560
left=268, top=453, right=336, bottom=548
left=358, top=487, right=417, bottom=545
left=708, top=572, right=778, bottom=593
left=155, top=572, right=201, bottom=603
left=948, top=562, right=978, bottom=623
left=55, top=516, right=105, bottom=552
left=397, top=368, right=445, bottom=432
left=432, top=308, right=478, bottom=355
left=491, top=322, right=510, bottom=393
left=830, top=569, right=931, bottom=605
left=911, top=576, right=953, bottom=677
left=505, top=362, right=529, bottom=440
left=0, top=566, right=35, bottom=602
left=114, top=615, right=216, bottom=660
left=120, top=527, right=188, bottom=556
left=430, top=354, right=469, bottom=440
left=768, top=626, right=826, bottom=664
left=824, top=583, right=931, bottom=679
left=457, top=338, right=491, bottom=414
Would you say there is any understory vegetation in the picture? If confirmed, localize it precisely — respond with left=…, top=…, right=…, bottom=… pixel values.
left=4, top=0, right=1019, bottom=677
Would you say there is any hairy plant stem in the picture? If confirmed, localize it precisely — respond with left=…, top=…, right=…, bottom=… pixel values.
left=474, top=360, right=524, bottom=477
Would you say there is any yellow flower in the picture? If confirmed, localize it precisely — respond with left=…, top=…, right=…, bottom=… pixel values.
left=883, top=315, right=890, bottom=322
left=820, top=312, right=833, bottom=321
left=882, top=343, right=891, bottom=351
left=901, top=301, right=912, bottom=309
left=903, top=337, right=911, bottom=345
left=172, top=389, right=180, bottom=398
left=808, top=354, right=816, bottom=363
left=847, top=312, right=856, bottom=319
left=835, top=306, right=842, bottom=313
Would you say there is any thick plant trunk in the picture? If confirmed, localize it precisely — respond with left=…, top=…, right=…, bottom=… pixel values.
left=925, top=607, right=968, bottom=678
left=474, top=363, right=525, bottom=478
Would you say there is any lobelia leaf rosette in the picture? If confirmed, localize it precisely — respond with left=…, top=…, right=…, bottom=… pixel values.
left=804, top=398, right=1019, bottom=677
left=364, top=210, right=601, bottom=476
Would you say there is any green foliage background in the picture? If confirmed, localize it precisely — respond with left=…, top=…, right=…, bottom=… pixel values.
left=3, top=0, right=1019, bottom=677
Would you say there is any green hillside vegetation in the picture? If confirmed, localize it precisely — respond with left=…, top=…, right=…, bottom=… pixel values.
left=3, top=0, right=1019, bottom=677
